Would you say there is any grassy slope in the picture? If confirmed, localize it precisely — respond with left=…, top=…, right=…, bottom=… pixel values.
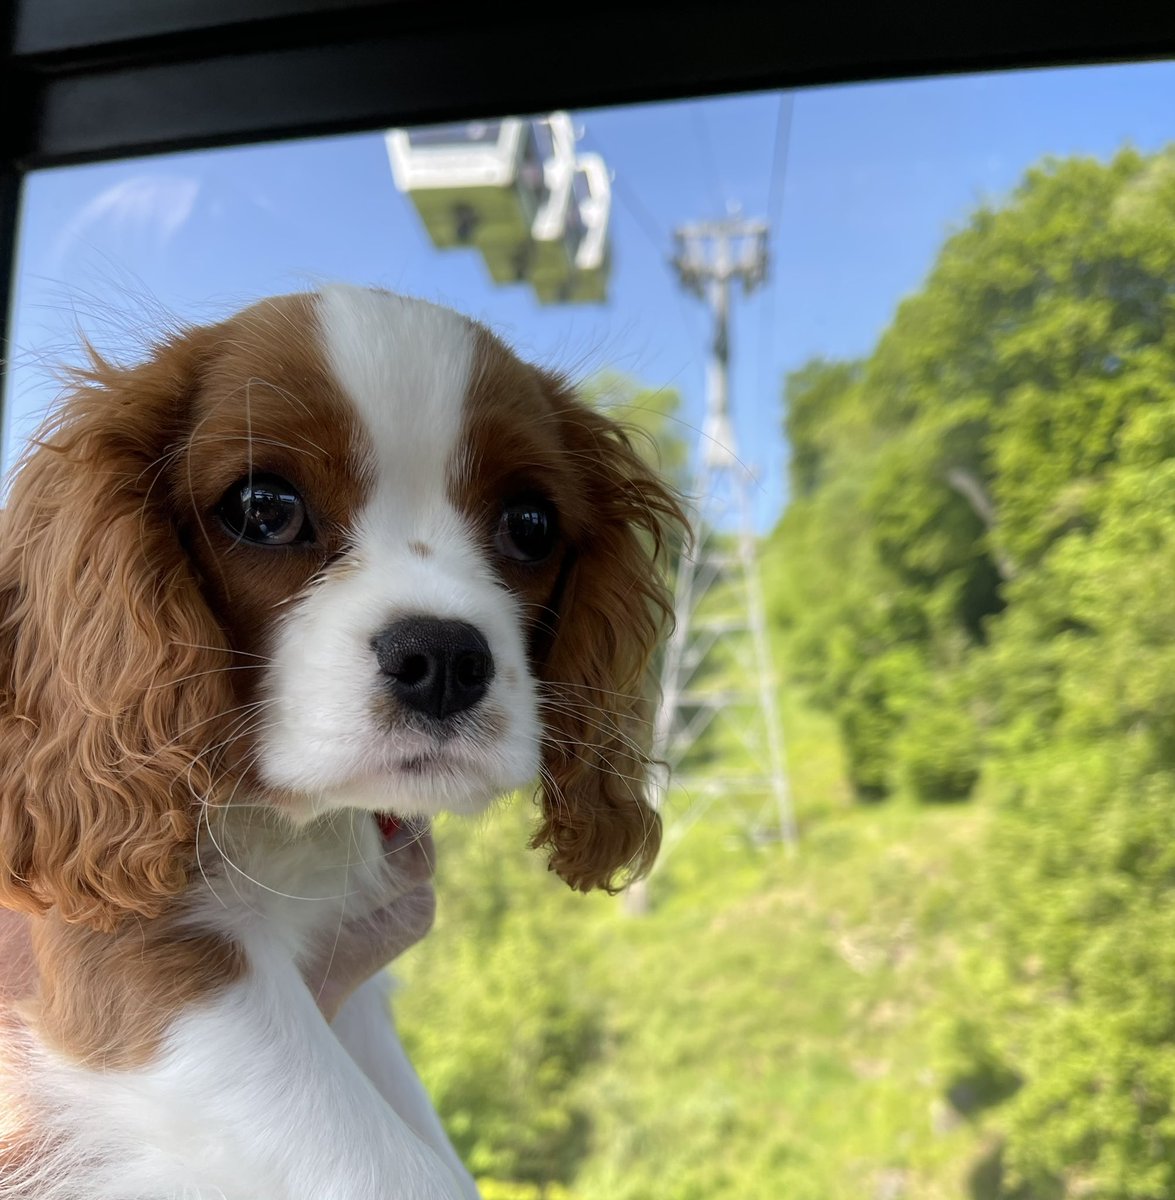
left=395, top=685, right=1000, bottom=1200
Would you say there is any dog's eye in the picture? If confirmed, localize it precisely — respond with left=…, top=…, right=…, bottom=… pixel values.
left=218, top=474, right=314, bottom=547
left=496, top=496, right=558, bottom=563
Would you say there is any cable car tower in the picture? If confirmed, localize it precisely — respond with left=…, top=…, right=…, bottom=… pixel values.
left=639, top=216, right=796, bottom=907
left=387, top=122, right=792, bottom=900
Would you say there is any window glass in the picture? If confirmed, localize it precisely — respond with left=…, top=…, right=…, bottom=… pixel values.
left=7, top=60, right=1175, bottom=1197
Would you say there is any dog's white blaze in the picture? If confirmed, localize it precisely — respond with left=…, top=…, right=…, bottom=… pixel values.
left=318, top=284, right=473, bottom=529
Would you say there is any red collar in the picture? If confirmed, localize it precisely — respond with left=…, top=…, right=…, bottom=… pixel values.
left=376, top=812, right=402, bottom=840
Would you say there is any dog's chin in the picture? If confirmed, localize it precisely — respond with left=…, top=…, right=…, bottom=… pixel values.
left=279, top=750, right=538, bottom=826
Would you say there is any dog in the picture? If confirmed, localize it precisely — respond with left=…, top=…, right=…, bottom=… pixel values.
left=0, top=286, right=682, bottom=1199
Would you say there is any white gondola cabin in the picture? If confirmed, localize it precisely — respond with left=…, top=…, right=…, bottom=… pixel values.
left=385, top=120, right=547, bottom=257
left=388, top=113, right=611, bottom=303
left=521, top=113, right=581, bottom=296
left=533, top=152, right=612, bottom=304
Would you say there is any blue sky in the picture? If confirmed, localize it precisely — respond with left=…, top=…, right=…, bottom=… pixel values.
left=5, top=59, right=1175, bottom=526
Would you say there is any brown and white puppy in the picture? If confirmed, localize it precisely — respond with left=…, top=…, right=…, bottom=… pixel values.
left=0, top=286, right=682, bottom=1200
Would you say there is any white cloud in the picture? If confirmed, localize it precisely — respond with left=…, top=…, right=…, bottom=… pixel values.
left=48, top=174, right=200, bottom=272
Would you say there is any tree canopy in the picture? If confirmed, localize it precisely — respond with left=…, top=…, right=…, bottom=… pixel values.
left=774, top=146, right=1175, bottom=1196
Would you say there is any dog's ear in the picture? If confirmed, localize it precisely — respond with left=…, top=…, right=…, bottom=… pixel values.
left=532, top=380, right=688, bottom=893
left=0, top=332, right=235, bottom=932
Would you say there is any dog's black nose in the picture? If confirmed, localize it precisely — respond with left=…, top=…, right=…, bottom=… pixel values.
left=372, top=617, right=494, bottom=719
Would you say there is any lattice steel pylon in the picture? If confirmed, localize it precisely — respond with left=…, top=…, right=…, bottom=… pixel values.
left=631, top=217, right=796, bottom=911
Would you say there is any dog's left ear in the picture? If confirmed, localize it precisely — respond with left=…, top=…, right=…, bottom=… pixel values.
left=532, top=378, right=688, bottom=893
left=0, top=330, right=236, bottom=932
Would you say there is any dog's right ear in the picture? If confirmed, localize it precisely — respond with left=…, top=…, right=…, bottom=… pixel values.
left=531, top=380, right=688, bottom=894
left=0, top=331, right=237, bottom=933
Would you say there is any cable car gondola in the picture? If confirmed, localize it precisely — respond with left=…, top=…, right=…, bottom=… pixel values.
left=385, top=120, right=547, bottom=257
left=533, top=152, right=612, bottom=305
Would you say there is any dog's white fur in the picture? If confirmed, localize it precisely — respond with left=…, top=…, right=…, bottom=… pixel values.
left=6, top=813, right=479, bottom=1200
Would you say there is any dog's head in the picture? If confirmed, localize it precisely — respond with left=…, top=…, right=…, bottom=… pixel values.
left=0, top=287, right=685, bottom=931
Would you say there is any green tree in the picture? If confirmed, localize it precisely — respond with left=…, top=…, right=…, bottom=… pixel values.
left=580, top=371, right=689, bottom=492
left=774, top=145, right=1175, bottom=1194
